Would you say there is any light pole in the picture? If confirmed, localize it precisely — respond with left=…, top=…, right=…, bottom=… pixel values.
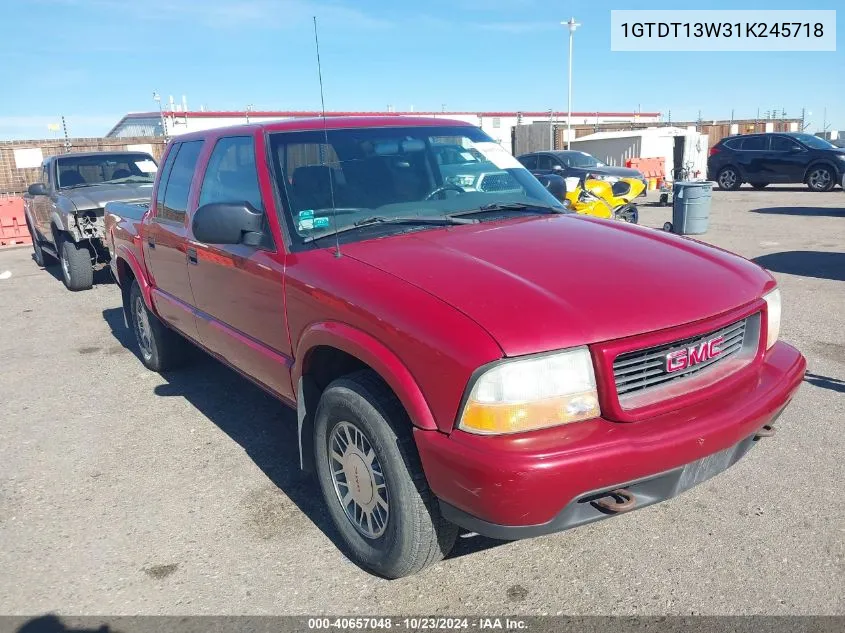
left=563, top=17, right=580, bottom=150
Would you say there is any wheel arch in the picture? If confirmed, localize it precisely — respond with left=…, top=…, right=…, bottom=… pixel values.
left=294, top=322, right=438, bottom=472
left=803, top=160, right=839, bottom=183
left=114, top=247, right=156, bottom=327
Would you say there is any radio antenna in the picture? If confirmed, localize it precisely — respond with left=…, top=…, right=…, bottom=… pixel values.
left=313, top=16, right=341, bottom=258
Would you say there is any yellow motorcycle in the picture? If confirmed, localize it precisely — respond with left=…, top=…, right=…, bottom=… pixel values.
left=538, top=174, right=645, bottom=223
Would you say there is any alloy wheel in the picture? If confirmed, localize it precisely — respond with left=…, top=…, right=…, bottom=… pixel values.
left=134, top=296, right=154, bottom=361
left=808, top=168, right=831, bottom=191
left=328, top=420, right=389, bottom=539
left=719, top=169, right=737, bottom=189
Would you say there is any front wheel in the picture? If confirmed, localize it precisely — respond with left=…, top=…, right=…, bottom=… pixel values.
left=615, top=204, right=639, bottom=224
left=59, top=236, right=93, bottom=291
left=807, top=166, right=835, bottom=192
left=717, top=167, right=741, bottom=191
left=314, top=370, right=458, bottom=578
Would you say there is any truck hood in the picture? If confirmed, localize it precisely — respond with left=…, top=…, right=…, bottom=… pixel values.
left=342, top=215, right=772, bottom=357
left=65, top=183, right=155, bottom=210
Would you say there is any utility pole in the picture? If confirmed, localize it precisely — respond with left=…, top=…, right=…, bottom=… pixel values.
left=563, top=17, right=580, bottom=150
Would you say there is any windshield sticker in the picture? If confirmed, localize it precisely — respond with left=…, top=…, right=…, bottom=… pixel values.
left=473, top=142, right=522, bottom=170
left=313, top=217, right=330, bottom=229
left=460, top=152, right=477, bottom=162
left=134, top=159, right=158, bottom=173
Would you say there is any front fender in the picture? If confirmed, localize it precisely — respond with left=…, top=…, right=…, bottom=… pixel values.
left=293, top=321, right=438, bottom=431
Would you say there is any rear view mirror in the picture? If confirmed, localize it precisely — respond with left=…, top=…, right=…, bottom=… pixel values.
left=535, top=174, right=567, bottom=202
left=28, top=183, right=48, bottom=196
left=192, top=202, right=264, bottom=246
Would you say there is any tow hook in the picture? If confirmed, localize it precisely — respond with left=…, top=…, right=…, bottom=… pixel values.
left=592, top=488, right=636, bottom=513
left=754, top=424, right=776, bottom=440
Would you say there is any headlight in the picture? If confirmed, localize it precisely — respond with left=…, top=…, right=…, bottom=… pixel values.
left=763, top=288, right=781, bottom=350
left=458, top=347, right=600, bottom=435
left=447, top=174, right=476, bottom=187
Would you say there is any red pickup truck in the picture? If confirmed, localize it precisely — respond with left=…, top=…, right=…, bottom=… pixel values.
left=106, top=117, right=806, bottom=578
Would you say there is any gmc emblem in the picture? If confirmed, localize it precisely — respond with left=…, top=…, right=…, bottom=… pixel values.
left=665, top=336, right=725, bottom=373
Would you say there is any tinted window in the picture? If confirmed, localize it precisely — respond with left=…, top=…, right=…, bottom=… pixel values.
left=536, top=155, right=554, bottom=170
left=199, top=136, right=263, bottom=210
left=55, top=153, right=157, bottom=188
left=160, top=141, right=203, bottom=223
left=518, top=155, right=537, bottom=170
left=155, top=146, right=179, bottom=217
left=770, top=136, right=801, bottom=152
left=722, top=137, right=742, bottom=150
left=789, top=133, right=834, bottom=149
left=268, top=125, right=562, bottom=247
left=741, top=136, right=766, bottom=151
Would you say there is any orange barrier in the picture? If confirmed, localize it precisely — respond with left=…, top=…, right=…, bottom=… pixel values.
left=627, top=157, right=666, bottom=180
left=0, top=197, right=32, bottom=248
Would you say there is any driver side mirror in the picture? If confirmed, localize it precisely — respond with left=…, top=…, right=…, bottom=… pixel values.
left=192, top=202, right=264, bottom=246
left=551, top=164, right=564, bottom=171
left=789, top=145, right=804, bottom=153
left=28, top=183, right=48, bottom=196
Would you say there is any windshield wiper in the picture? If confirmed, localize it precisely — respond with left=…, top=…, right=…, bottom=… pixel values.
left=303, top=215, right=475, bottom=244
left=449, top=202, right=566, bottom=218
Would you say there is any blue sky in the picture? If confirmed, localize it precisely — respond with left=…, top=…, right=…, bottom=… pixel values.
left=1, top=0, right=842, bottom=139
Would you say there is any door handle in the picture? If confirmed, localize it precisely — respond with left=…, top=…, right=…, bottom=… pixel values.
left=187, top=247, right=198, bottom=265
left=147, top=237, right=156, bottom=249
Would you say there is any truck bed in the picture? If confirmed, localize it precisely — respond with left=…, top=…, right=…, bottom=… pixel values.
left=104, top=201, right=149, bottom=266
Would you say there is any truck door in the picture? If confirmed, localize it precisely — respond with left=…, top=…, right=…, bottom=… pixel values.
left=185, top=134, right=294, bottom=402
left=765, top=135, right=807, bottom=183
left=142, top=140, right=203, bottom=341
left=31, top=162, right=54, bottom=236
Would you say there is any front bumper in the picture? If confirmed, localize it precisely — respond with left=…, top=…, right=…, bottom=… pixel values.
left=414, top=341, right=806, bottom=539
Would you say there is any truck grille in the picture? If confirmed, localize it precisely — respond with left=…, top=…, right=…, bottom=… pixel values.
left=613, top=318, right=749, bottom=397
left=477, top=172, right=520, bottom=192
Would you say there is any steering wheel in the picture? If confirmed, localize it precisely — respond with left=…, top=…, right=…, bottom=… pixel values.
left=424, top=184, right=466, bottom=201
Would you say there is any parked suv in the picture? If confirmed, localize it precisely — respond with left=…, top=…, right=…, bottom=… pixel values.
left=708, top=132, right=845, bottom=192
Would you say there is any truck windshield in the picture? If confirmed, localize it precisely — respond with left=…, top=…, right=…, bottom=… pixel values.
left=268, top=125, right=563, bottom=245
left=56, top=153, right=158, bottom=189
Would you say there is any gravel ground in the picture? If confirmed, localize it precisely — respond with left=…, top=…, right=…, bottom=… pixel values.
left=0, top=186, right=843, bottom=617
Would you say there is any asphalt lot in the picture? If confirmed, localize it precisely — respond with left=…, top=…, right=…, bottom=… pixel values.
left=1, top=186, right=843, bottom=616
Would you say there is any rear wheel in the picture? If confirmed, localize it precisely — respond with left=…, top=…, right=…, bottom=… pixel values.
left=717, top=167, right=741, bottom=191
left=314, top=370, right=458, bottom=578
left=750, top=182, right=769, bottom=190
left=129, top=281, right=189, bottom=372
left=59, top=235, right=93, bottom=291
left=615, top=204, right=639, bottom=224
left=807, top=166, right=834, bottom=192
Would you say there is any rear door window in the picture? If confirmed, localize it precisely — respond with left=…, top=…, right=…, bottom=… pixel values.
left=159, top=140, right=203, bottom=223
left=536, top=155, right=554, bottom=170
left=741, top=136, right=766, bottom=151
left=518, top=155, right=537, bottom=170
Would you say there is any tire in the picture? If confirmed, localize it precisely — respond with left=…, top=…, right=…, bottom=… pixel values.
left=314, top=370, right=458, bottom=578
left=26, top=219, right=56, bottom=268
left=750, top=182, right=769, bottom=190
left=615, top=204, right=639, bottom=224
left=58, top=235, right=93, bottom=291
left=717, top=167, right=741, bottom=191
left=129, top=280, right=189, bottom=372
left=806, top=165, right=835, bottom=192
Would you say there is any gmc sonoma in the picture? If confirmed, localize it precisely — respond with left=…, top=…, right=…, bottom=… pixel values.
left=105, top=117, right=806, bottom=579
